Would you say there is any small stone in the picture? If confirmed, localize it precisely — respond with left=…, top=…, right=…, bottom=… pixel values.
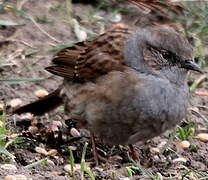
left=64, top=164, right=81, bottom=172
left=78, top=30, right=87, bottom=41
left=120, top=178, right=130, bottom=180
left=1, top=164, right=17, bottom=171
left=157, top=141, right=167, bottom=149
left=152, top=155, right=160, bottom=161
left=178, top=140, right=190, bottom=150
left=109, top=155, right=123, bottom=161
left=85, top=162, right=91, bottom=170
left=196, top=133, right=208, bottom=143
left=52, top=121, right=62, bottom=127
left=0, top=103, right=4, bottom=109
left=9, top=99, right=22, bottom=108
left=51, top=124, right=59, bottom=131
left=35, top=147, right=48, bottom=156
left=47, top=149, right=58, bottom=156
left=0, top=121, right=3, bottom=128
left=28, top=126, right=38, bottom=134
left=15, top=174, right=27, bottom=180
left=20, top=113, right=33, bottom=120
left=70, top=128, right=81, bottom=137
left=46, top=159, right=55, bottom=166
left=150, top=147, right=160, bottom=154
left=94, top=167, right=104, bottom=172
left=68, top=146, right=77, bottom=151
left=4, top=175, right=16, bottom=180
left=64, top=164, right=72, bottom=173
left=173, top=157, right=187, bottom=163
left=110, top=13, right=122, bottom=23
left=34, top=89, right=49, bottom=98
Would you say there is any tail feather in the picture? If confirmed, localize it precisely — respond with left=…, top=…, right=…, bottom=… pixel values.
left=13, top=89, right=63, bottom=116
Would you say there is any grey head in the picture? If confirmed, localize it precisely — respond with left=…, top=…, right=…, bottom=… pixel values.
left=123, top=25, right=202, bottom=84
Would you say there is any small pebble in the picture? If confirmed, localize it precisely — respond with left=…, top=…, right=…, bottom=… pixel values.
left=173, top=157, right=187, bottom=163
left=0, top=103, right=4, bottom=109
left=47, top=149, right=58, bottom=156
left=70, top=128, right=81, bottom=137
left=157, top=141, right=167, bottom=149
left=64, top=164, right=81, bottom=173
left=78, top=30, right=87, bottom=41
left=110, top=13, right=122, bottom=23
left=64, top=164, right=72, bottom=173
left=94, top=167, right=104, bottom=172
left=34, top=89, right=49, bottom=98
left=1, top=164, right=17, bottom=171
left=120, top=178, right=130, bottom=180
left=15, top=174, right=27, bottom=180
left=28, top=126, right=38, bottom=134
left=4, top=175, right=16, bottom=180
left=46, top=159, right=55, bottom=166
left=110, top=155, right=123, bottom=161
left=20, top=113, right=33, bottom=120
left=51, top=124, right=59, bottom=131
left=0, top=121, right=3, bottom=127
left=178, top=140, right=190, bottom=150
left=35, top=147, right=48, bottom=156
left=152, top=155, right=160, bottom=161
left=150, top=147, right=160, bottom=154
left=68, top=146, right=77, bottom=151
left=52, top=121, right=62, bottom=127
left=196, top=133, right=208, bottom=143
left=9, top=99, right=22, bottom=108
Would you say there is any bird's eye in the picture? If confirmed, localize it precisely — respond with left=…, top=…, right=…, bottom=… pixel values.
left=161, top=51, right=172, bottom=60
left=160, top=50, right=180, bottom=64
left=159, top=50, right=174, bottom=61
left=184, top=60, right=190, bottom=63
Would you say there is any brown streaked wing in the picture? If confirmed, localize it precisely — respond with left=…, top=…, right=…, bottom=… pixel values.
left=126, top=0, right=185, bottom=15
left=46, top=27, right=133, bottom=80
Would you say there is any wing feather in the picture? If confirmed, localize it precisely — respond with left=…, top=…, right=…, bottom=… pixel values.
left=46, top=27, right=132, bottom=81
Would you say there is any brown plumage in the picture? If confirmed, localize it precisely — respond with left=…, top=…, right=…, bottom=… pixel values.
left=46, top=27, right=132, bottom=80
left=13, top=1, right=202, bottom=164
left=73, top=0, right=185, bottom=15
left=14, top=25, right=202, bottom=147
left=125, top=0, right=184, bottom=15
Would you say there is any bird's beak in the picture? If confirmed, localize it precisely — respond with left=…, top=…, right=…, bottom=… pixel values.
left=182, top=60, right=203, bottom=73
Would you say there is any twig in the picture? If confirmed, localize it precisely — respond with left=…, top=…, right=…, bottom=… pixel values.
left=29, top=16, right=61, bottom=44
left=7, top=49, right=24, bottom=68
left=10, top=39, right=36, bottom=48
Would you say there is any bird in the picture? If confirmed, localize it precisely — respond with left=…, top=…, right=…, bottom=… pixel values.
left=13, top=25, right=202, bottom=163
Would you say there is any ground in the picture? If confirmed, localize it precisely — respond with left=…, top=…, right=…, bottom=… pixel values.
left=0, top=0, right=208, bottom=180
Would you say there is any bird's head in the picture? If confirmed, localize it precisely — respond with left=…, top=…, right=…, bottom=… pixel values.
left=141, top=26, right=202, bottom=73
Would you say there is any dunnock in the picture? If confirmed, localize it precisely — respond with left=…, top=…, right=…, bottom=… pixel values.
left=14, top=25, right=202, bottom=161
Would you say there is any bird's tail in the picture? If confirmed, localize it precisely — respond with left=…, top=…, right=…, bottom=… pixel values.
left=13, top=88, right=63, bottom=116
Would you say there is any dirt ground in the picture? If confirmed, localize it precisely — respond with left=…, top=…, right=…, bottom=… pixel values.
left=0, top=0, right=208, bottom=179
